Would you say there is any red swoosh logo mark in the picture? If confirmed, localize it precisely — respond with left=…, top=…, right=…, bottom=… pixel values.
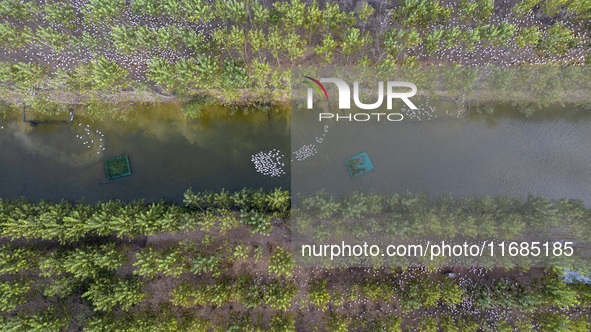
left=303, top=76, right=328, bottom=100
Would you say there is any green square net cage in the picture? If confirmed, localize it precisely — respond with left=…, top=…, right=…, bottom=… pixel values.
left=105, top=155, right=131, bottom=179
left=345, top=152, right=374, bottom=177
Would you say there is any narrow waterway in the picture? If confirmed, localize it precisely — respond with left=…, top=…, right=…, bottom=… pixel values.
left=0, top=104, right=290, bottom=203
left=1, top=102, right=590, bottom=205
left=292, top=103, right=591, bottom=206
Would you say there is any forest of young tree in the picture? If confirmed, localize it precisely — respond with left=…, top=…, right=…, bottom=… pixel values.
left=1, top=189, right=591, bottom=331
left=0, top=0, right=590, bottom=117
left=1, top=0, right=591, bottom=330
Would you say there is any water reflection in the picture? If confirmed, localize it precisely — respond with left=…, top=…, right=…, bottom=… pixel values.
left=2, top=102, right=590, bottom=205
left=292, top=103, right=591, bottom=206
left=0, top=104, right=290, bottom=203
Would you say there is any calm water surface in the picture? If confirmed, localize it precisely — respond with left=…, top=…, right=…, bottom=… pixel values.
left=292, top=104, right=591, bottom=205
left=1, top=103, right=590, bottom=204
left=0, top=104, right=290, bottom=203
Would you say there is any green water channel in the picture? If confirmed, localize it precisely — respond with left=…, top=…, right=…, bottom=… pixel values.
left=1, top=102, right=590, bottom=206
left=0, top=103, right=290, bottom=203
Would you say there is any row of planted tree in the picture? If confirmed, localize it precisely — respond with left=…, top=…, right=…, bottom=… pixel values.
left=5, top=187, right=588, bottom=246
left=0, top=0, right=590, bottom=116
left=0, top=188, right=289, bottom=242
left=293, top=190, right=591, bottom=268
left=1, top=188, right=591, bottom=330
left=2, top=241, right=590, bottom=331
left=0, top=188, right=295, bottom=330
left=295, top=190, right=591, bottom=240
